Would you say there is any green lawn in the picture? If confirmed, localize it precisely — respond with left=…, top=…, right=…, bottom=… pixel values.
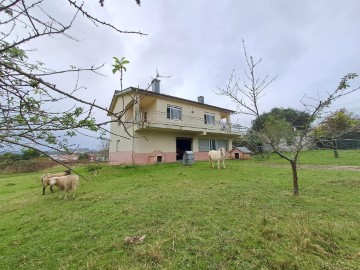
left=0, top=150, right=359, bottom=269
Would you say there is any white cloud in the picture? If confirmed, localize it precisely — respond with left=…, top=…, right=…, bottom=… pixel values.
left=17, top=0, right=360, bottom=148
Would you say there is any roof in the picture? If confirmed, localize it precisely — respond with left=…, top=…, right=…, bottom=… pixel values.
left=149, top=150, right=165, bottom=157
left=235, top=147, right=252, bottom=154
left=108, top=87, right=235, bottom=116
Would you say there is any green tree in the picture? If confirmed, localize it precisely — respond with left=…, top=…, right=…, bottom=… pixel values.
left=21, top=148, right=41, bottom=160
left=112, top=57, right=130, bottom=91
left=0, top=152, right=21, bottom=163
left=252, top=108, right=312, bottom=131
left=78, top=153, right=89, bottom=160
left=313, top=109, right=360, bottom=157
left=246, top=108, right=313, bottom=154
left=0, top=1, right=143, bottom=168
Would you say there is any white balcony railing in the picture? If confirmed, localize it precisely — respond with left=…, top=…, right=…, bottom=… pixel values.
left=132, top=111, right=246, bottom=135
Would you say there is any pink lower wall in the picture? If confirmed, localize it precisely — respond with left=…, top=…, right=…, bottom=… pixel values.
left=109, top=151, right=210, bottom=165
left=109, top=151, right=177, bottom=165
left=194, top=152, right=208, bottom=161
left=109, top=152, right=132, bottom=165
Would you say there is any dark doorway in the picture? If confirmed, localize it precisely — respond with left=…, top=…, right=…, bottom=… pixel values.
left=176, top=137, right=192, bottom=160
left=235, top=153, right=240, bottom=159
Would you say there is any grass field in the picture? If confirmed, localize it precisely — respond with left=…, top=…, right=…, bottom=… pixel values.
left=0, top=150, right=359, bottom=269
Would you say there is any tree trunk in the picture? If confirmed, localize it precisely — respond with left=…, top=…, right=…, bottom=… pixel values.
left=333, top=139, right=339, bottom=158
left=257, top=143, right=265, bottom=158
left=290, top=160, right=299, bottom=196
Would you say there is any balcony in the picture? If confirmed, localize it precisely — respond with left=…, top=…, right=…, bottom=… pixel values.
left=127, top=111, right=245, bottom=135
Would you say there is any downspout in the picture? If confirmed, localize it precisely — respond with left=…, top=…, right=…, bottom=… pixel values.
left=131, top=94, right=137, bottom=165
left=131, top=124, right=135, bottom=165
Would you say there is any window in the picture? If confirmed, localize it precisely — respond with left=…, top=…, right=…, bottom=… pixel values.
left=198, top=139, right=227, bottom=152
left=167, top=105, right=182, bottom=120
left=216, top=140, right=228, bottom=150
left=198, top=139, right=209, bottom=152
left=116, top=140, right=121, bottom=152
left=143, top=111, right=147, bottom=122
left=204, top=113, right=215, bottom=125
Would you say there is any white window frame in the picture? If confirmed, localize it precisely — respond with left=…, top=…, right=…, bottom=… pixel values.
left=204, top=113, right=215, bottom=125
left=198, top=139, right=227, bottom=152
left=167, top=105, right=182, bottom=120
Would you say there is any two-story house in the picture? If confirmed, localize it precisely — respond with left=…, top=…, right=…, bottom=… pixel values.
left=107, top=80, right=241, bottom=165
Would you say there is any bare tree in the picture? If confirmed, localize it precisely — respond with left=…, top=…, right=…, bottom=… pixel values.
left=0, top=0, right=144, bottom=169
left=217, top=42, right=360, bottom=196
left=217, top=40, right=277, bottom=156
left=97, top=138, right=109, bottom=161
left=218, top=40, right=277, bottom=118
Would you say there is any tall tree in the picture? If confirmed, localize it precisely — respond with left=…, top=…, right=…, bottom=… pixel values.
left=112, top=57, right=130, bottom=91
left=217, top=40, right=277, bottom=156
left=251, top=108, right=312, bottom=132
left=217, top=42, right=360, bottom=196
left=242, top=108, right=314, bottom=154
left=313, top=109, right=360, bottom=157
left=0, top=1, right=143, bottom=167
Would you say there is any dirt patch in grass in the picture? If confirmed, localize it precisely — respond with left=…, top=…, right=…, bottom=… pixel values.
left=329, top=178, right=360, bottom=187
left=263, top=163, right=360, bottom=172
left=300, top=165, right=360, bottom=171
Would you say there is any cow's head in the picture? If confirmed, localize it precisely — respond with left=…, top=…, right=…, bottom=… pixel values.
left=219, top=148, right=226, bottom=157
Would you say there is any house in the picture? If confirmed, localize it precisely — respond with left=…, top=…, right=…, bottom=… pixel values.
left=50, top=154, right=78, bottom=162
left=229, top=147, right=252, bottom=160
left=107, top=80, right=242, bottom=165
left=88, top=153, right=97, bottom=162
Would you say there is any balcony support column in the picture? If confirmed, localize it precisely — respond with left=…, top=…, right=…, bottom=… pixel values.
left=226, top=115, right=231, bottom=125
left=133, top=94, right=140, bottom=123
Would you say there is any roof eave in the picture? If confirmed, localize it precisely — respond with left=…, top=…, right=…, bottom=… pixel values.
left=108, top=87, right=235, bottom=115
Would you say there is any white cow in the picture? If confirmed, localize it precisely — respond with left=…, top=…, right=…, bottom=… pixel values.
left=208, top=148, right=226, bottom=169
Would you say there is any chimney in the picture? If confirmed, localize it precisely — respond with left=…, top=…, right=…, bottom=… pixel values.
left=197, top=96, right=204, bottom=104
left=152, top=79, right=160, bottom=93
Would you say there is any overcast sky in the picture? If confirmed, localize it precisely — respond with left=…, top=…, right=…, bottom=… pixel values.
left=25, top=0, right=360, bottom=149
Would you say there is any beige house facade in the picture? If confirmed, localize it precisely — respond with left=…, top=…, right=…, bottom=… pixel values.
left=108, top=81, right=242, bottom=165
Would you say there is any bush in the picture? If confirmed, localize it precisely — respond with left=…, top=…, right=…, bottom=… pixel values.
left=0, top=158, right=57, bottom=173
left=21, top=148, right=41, bottom=160
left=85, top=163, right=102, bottom=175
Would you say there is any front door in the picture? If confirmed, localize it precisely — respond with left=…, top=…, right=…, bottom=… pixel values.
left=176, top=137, right=192, bottom=160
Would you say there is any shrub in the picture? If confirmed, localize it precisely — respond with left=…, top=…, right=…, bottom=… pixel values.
left=85, top=163, right=102, bottom=175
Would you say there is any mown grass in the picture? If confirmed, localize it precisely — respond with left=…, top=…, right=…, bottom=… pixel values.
left=0, top=150, right=359, bottom=269
left=260, top=148, right=360, bottom=166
